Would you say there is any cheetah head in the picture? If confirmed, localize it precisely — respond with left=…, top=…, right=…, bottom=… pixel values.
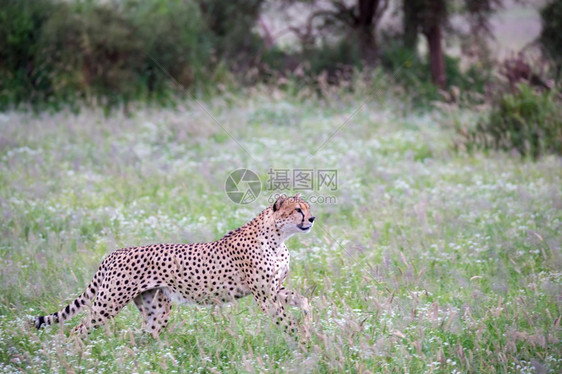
left=272, top=194, right=315, bottom=236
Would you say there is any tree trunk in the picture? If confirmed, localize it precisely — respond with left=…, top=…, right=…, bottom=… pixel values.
left=357, top=0, right=379, bottom=61
left=424, top=23, right=446, bottom=89
left=402, top=0, right=418, bottom=51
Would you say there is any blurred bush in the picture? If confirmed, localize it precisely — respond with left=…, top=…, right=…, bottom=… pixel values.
left=380, top=43, right=489, bottom=107
left=0, top=0, right=264, bottom=111
left=123, top=0, right=212, bottom=101
left=197, top=0, right=264, bottom=68
left=379, top=43, right=439, bottom=105
left=259, top=39, right=362, bottom=84
left=0, top=0, right=61, bottom=108
left=0, top=0, right=510, bottom=112
left=458, top=84, right=562, bottom=158
left=40, top=1, right=145, bottom=108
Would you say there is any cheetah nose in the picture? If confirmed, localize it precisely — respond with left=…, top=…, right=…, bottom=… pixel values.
left=309, top=216, right=315, bottom=223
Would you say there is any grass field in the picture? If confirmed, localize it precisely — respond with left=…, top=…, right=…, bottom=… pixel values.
left=0, top=86, right=561, bottom=373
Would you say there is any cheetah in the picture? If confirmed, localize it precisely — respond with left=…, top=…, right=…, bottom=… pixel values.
left=34, top=194, right=315, bottom=338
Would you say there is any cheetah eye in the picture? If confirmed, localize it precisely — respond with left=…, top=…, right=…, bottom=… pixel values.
left=296, top=208, right=302, bottom=213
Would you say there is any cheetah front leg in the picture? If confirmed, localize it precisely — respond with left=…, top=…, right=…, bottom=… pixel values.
left=133, top=288, right=172, bottom=338
left=275, top=287, right=311, bottom=340
left=254, top=292, right=297, bottom=334
left=277, top=287, right=311, bottom=325
left=251, top=283, right=309, bottom=339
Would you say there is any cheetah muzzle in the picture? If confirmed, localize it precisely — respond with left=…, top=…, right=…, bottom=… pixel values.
left=34, top=194, right=314, bottom=338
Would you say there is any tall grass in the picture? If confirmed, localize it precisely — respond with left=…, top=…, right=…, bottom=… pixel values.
left=0, top=87, right=560, bottom=372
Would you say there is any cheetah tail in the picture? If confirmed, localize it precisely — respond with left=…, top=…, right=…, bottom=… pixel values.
left=34, top=268, right=103, bottom=329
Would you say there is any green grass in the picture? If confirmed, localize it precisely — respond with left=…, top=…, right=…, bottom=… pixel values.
left=0, top=86, right=561, bottom=373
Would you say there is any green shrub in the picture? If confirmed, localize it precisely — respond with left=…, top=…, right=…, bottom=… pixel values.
left=0, top=0, right=259, bottom=111
left=0, top=0, right=61, bottom=108
left=458, top=84, right=562, bottom=158
left=196, top=0, right=265, bottom=71
left=446, top=57, right=490, bottom=95
left=302, top=40, right=363, bottom=76
left=380, top=43, right=489, bottom=108
left=39, top=0, right=216, bottom=109
left=40, top=1, right=145, bottom=108
left=380, top=44, right=438, bottom=106
left=125, top=0, right=212, bottom=98
left=257, top=38, right=363, bottom=87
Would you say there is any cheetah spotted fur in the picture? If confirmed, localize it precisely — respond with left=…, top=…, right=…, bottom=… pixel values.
left=35, top=194, right=315, bottom=338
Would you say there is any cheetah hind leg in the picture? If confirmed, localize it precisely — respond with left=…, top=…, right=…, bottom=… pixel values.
left=133, top=288, right=172, bottom=338
left=71, top=280, right=130, bottom=337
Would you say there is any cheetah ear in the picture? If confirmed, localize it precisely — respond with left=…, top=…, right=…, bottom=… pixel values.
left=273, top=194, right=287, bottom=212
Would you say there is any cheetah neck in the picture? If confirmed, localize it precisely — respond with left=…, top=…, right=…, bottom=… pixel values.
left=219, top=207, right=287, bottom=248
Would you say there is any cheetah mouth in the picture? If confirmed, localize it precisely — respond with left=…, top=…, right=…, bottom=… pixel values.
left=297, top=224, right=312, bottom=231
